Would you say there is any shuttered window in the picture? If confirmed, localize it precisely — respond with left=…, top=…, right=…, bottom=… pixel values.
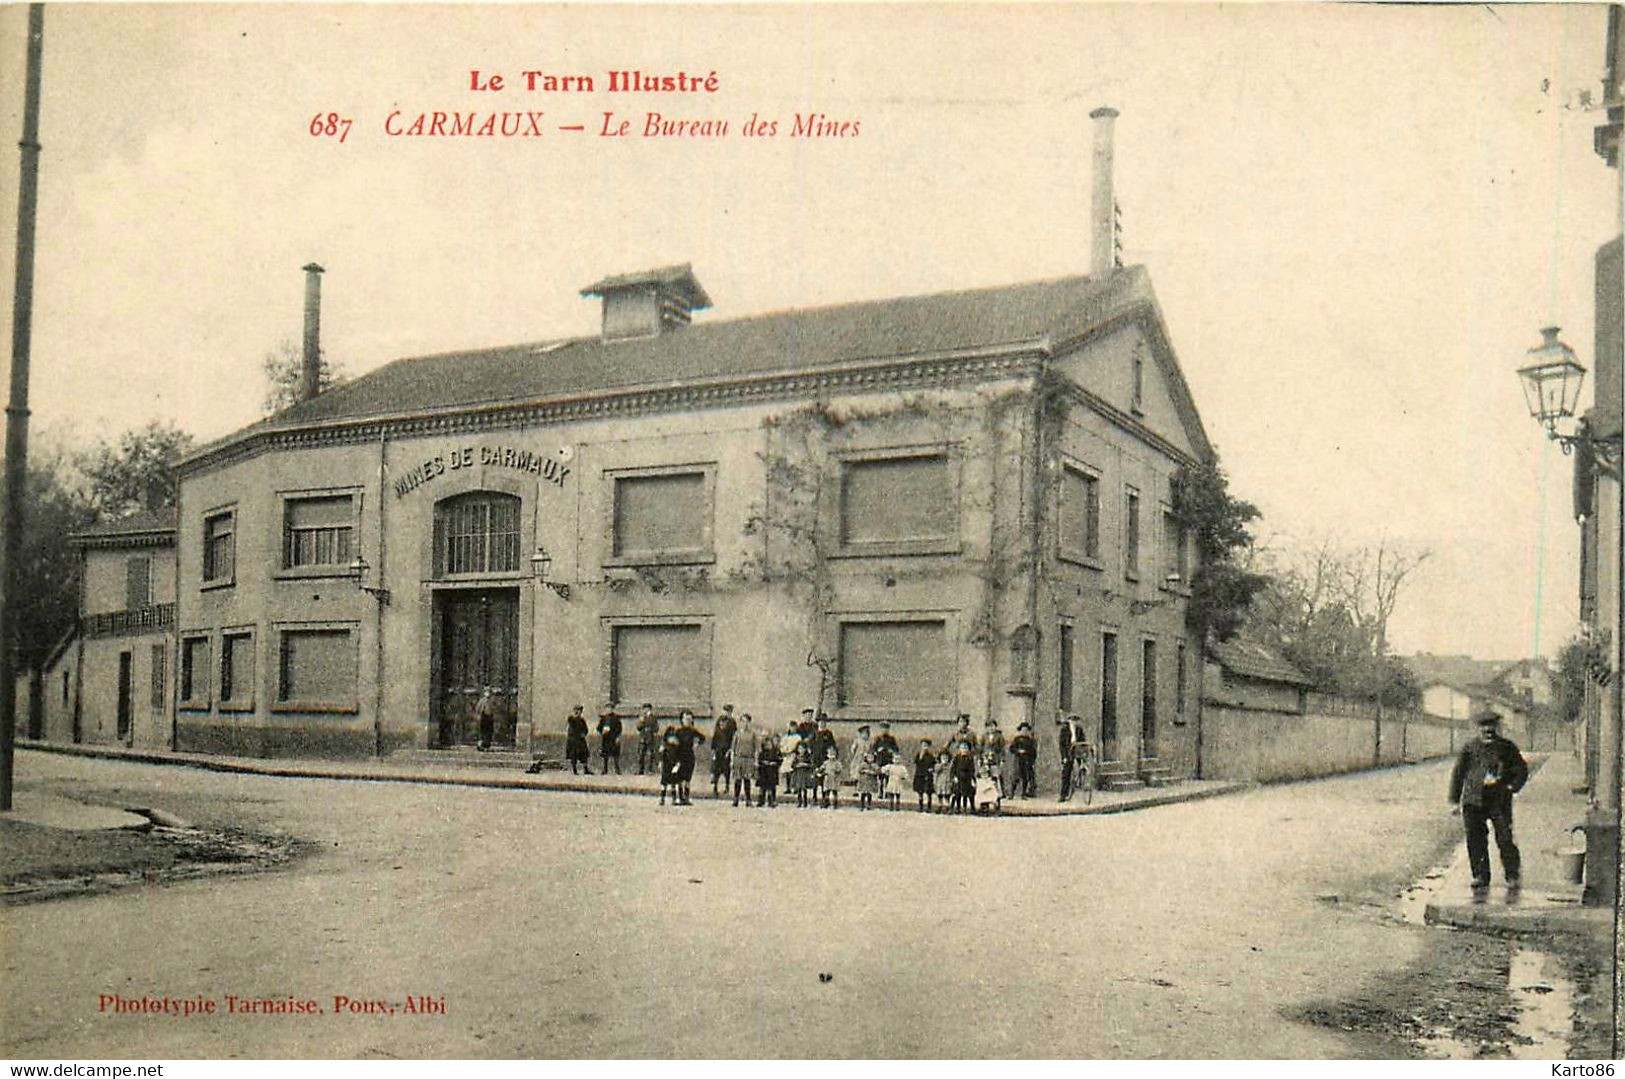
left=277, top=628, right=357, bottom=709
left=1124, top=487, right=1141, bottom=579
left=1059, top=464, right=1101, bottom=562
left=150, top=642, right=166, bottom=711
left=126, top=556, right=151, bottom=608
left=180, top=636, right=211, bottom=707
left=203, top=511, right=234, bottom=586
left=284, top=495, right=354, bottom=569
left=434, top=493, right=521, bottom=576
left=839, top=454, right=954, bottom=548
left=837, top=619, right=951, bottom=710
left=610, top=469, right=711, bottom=562
left=610, top=624, right=709, bottom=708
left=220, top=632, right=255, bottom=708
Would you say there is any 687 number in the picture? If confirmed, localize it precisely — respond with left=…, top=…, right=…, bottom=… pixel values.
left=309, top=112, right=353, bottom=144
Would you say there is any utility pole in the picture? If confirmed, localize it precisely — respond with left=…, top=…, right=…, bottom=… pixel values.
left=1, top=3, right=45, bottom=813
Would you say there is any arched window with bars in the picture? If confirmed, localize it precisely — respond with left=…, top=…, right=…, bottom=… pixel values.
left=433, top=492, right=522, bottom=577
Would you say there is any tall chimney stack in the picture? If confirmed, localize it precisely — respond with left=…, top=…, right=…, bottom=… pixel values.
left=300, top=262, right=324, bottom=402
left=1090, top=106, right=1119, bottom=279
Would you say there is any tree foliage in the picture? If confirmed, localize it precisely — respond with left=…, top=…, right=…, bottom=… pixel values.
left=1171, top=460, right=1268, bottom=646
left=1242, top=537, right=1428, bottom=707
left=77, top=420, right=195, bottom=521
left=5, top=445, right=96, bottom=669
left=1554, top=632, right=1611, bottom=726
left=262, top=337, right=347, bottom=415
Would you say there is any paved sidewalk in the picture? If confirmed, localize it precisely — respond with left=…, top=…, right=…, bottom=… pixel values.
left=1422, top=749, right=1612, bottom=935
left=16, top=741, right=1249, bottom=817
left=3, top=789, right=152, bottom=831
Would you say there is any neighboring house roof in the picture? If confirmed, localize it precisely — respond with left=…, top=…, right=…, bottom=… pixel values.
left=1209, top=637, right=1314, bottom=687
left=1402, top=653, right=1514, bottom=690
left=180, top=264, right=1213, bottom=474
left=69, top=510, right=177, bottom=549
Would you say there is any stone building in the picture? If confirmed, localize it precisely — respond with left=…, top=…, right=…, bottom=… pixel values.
left=22, top=512, right=177, bottom=748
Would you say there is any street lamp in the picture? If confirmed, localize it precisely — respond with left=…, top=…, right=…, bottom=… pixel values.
left=1518, top=325, right=1624, bottom=909
left=347, top=553, right=391, bottom=605
left=530, top=546, right=570, bottom=600
left=1519, top=328, right=1625, bottom=474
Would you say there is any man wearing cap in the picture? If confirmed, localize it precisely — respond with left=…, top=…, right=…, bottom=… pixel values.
left=1057, top=714, right=1075, bottom=801
left=710, top=704, right=738, bottom=796
left=1009, top=721, right=1037, bottom=798
left=1448, top=712, right=1529, bottom=890
left=872, top=721, right=901, bottom=768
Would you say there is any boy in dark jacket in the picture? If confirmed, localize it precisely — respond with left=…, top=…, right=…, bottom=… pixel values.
left=1448, top=712, right=1529, bottom=890
left=756, top=735, right=783, bottom=808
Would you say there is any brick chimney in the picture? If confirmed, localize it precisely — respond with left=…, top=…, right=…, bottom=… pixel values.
left=1090, top=106, right=1120, bottom=279
left=301, top=262, right=324, bottom=402
left=580, top=264, right=711, bottom=341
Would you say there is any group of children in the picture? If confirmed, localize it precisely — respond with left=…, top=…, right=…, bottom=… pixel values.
left=648, top=709, right=1036, bottom=814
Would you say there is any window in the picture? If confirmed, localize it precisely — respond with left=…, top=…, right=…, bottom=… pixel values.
left=838, top=450, right=956, bottom=553
left=434, top=493, right=521, bottom=576
left=180, top=635, right=211, bottom=709
left=837, top=619, right=952, bottom=711
left=1162, top=506, right=1187, bottom=586
left=1058, top=463, right=1101, bottom=563
left=1174, top=641, right=1187, bottom=725
left=62, top=668, right=69, bottom=706
left=126, top=556, right=151, bottom=609
left=1059, top=623, right=1075, bottom=712
left=608, top=467, right=713, bottom=565
left=1132, top=347, right=1145, bottom=415
left=150, top=642, right=166, bottom=711
left=283, top=495, right=354, bottom=570
left=609, top=622, right=710, bottom=709
left=1124, top=487, right=1141, bottom=580
left=276, top=626, right=358, bottom=711
left=1141, top=639, right=1158, bottom=757
left=1101, top=631, right=1119, bottom=760
left=220, top=631, right=255, bottom=710
left=203, top=510, right=234, bottom=587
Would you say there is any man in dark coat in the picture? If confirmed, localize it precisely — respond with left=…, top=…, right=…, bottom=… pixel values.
left=670, top=709, right=707, bottom=805
left=596, top=709, right=623, bottom=774
left=710, top=704, right=738, bottom=795
left=1448, top=712, right=1529, bottom=890
left=1009, top=721, right=1037, bottom=798
left=812, top=714, right=839, bottom=771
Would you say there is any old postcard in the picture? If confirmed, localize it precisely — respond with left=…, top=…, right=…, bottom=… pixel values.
left=0, top=2, right=1618, bottom=1062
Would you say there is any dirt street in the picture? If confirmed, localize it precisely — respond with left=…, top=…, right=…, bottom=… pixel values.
left=0, top=751, right=1604, bottom=1058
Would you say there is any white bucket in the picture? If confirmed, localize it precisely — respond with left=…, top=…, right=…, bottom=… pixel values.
left=1559, top=848, right=1586, bottom=885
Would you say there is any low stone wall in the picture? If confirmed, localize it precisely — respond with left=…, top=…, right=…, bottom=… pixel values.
left=1200, top=702, right=1468, bottom=783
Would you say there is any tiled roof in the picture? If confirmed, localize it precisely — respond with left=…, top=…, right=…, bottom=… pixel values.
left=1209, top=637, right=1314, bottom=687
left=254, top=267, right=1152, bottom=431
left=70, top=509, right=177, bottom=545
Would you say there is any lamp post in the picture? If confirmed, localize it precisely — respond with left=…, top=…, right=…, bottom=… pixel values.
left=1518, top=327, right=1624, bottom=911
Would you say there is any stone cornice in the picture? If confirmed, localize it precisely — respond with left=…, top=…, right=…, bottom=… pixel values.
left=1061, top=381, right=1203, bottom=470
left=178, top=343, right=1048, bottom=479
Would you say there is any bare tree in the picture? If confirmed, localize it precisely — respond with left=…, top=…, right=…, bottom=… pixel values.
left=261, top=337, right=348, bottom=414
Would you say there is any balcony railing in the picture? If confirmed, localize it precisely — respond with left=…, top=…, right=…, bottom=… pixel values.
left=83, top=603, right=174, bottom=639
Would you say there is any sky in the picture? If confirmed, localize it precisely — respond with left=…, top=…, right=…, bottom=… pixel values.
left=0, top=2, right=1617, bottom=663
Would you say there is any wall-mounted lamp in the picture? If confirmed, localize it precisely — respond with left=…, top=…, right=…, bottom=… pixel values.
left=1517, top=326, right=1622, bottom=476
left=531, top=546, right=570, bottom=600
left=348, top=554, right=391, bottom=604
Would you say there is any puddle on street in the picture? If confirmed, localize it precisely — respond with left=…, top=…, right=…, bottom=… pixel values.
left=1415, top=946, right=1577, bottom=1059
left=1398, top=849, right=1461, bottom=926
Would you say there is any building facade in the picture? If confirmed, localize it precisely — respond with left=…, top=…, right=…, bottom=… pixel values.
left=21, top=513, right=178, bottom=749
left=169, top=260, right=1214, bottom=780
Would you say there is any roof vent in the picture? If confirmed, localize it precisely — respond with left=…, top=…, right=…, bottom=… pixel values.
left=580, top=263, right=711, bottom=341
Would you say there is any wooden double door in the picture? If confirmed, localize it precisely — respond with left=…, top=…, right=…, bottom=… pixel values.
left=434, top=588, right=519, bottom=749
